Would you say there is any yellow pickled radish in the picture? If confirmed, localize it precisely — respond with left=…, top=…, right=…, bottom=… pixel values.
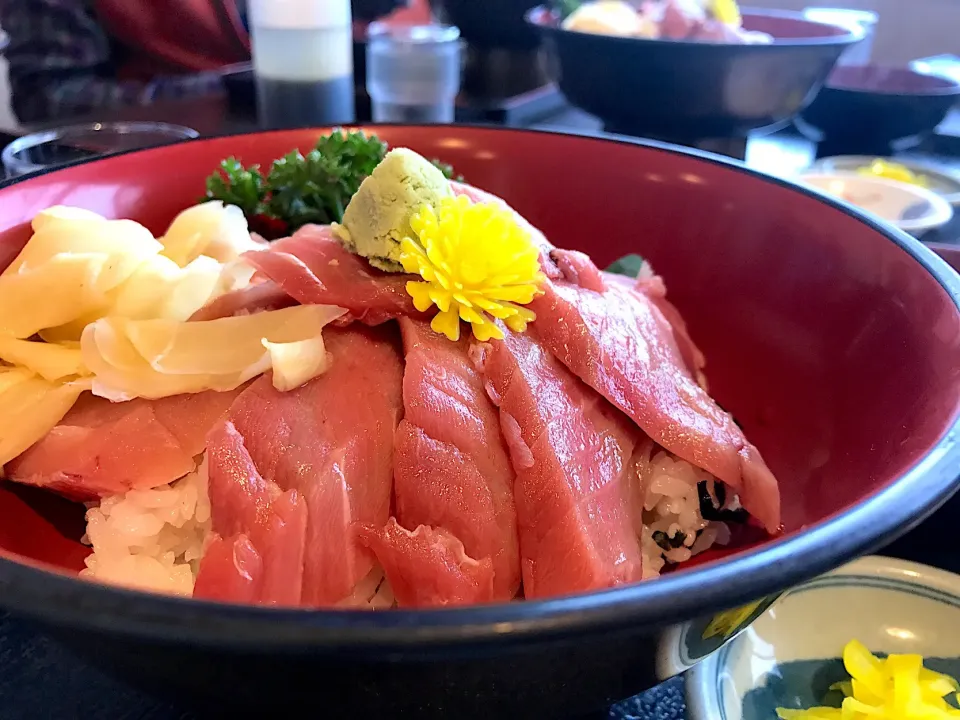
left=0, top=366, right=34, bottom=395
left=262, top=336, right=331, bottom=392
left=0, top=337, right=87, bottom=382
left=712, top=0, right=742, bottom=27
left=844, top=639, right=887, bottom=697
left=858, top=159, right=930, bottom=188
left=7, top=215, right=161, bottom=285
left=109, top=254, right=223, bottom=322
left=160, top=201, right=261, bottom=267
left=30, top=205, right=105, bottom=232
left=0, top=254, right=113, bottom=338
left=778, top=640, right=960, bottom=719
left=0, top=372, right=89, bottom=467
left=123, top=305, right=343, bottom=376
left=0, top=201, right=281, bottom=468
left=82, top=304, right=346, bottom=401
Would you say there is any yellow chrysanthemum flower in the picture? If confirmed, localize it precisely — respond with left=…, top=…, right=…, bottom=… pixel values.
left=399, top=195, right=546, bottom=342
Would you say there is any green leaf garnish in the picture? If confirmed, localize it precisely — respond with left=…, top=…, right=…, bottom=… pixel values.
left=605, top=254, right=646, bottom=279
left=554, top=0, right=582, bottom=20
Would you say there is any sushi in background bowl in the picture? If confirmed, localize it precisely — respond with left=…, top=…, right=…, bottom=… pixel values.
left=1, top=126, right=960, bottom=717
left=525, top=6, right=862, bottom=141
left=685, top=556, right=960, bottom=720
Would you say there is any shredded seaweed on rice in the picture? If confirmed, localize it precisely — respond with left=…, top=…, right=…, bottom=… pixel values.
left=635, top=449, right=737, bottom=578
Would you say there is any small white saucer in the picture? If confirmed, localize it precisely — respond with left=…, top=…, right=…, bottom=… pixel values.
left=798, top=171, right=955, bottom=235
left=808, top=155, right=960, bottom=206
left=685, top=556, right=960, bottom=720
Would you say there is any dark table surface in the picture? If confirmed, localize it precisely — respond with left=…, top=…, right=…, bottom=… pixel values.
left=3, top=95, right=960, bottom=720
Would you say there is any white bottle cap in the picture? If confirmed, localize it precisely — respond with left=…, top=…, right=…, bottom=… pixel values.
left=250, top=0, right=352, bottom=30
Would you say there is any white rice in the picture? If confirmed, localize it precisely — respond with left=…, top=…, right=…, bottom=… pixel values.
left=81, top=458, right=211, bottom=597
left=632, top=448, right=733, bottom=579
left=78, top=446, right=733, bottom=600
left=80, top=456, right=397, bottom=607
left=337, top=567, right=396, bottom=610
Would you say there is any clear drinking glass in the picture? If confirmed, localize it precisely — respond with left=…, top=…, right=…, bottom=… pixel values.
left=366, top=23, right=462, bottom=124
left=1, top=122, right=199, bottom=176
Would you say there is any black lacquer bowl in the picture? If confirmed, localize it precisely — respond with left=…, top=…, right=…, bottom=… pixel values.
left=0, top=126, right=960, bottom=718
left=797, top=65, right=960, bottom=153
left=526, top=6, right=862, bottom=142
left=430, top=0, right=543, bottom=50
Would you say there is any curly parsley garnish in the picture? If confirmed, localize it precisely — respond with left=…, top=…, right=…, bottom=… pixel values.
left=204, top=129, right=458, bottom=238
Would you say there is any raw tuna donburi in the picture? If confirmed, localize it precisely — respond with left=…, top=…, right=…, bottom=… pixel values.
left=0, top=135, right=782, bottom=608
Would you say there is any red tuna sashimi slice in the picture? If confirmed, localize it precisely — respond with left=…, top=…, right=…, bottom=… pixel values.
left=194, top=534, right=263, bottom=604
left=241, top=225, right=420, bottom=325
left=357, top=519, right=495, bottom=607
left=635, top=275, right=707, bottom=382
left=225, top=325, right=404, bottom=606
left=382, top=317, right=519, bottom=603
left=200, top=420, right=307, bottom=606
left=477, top=329, right=645, bottom=599
left=189, top=280, right=296, bottom=321
left=239, top=183, right=560, bottom=325
left=602, top=270, right=706, bottom=381
left=551, top=248, right=606, bottom=293
left=529, top=279, right=781, bottom=533
left=6, top=387, right=244, bottom=500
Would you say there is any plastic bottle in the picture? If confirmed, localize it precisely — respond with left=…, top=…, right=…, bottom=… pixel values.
left=249, top=0, right=356, bottom=128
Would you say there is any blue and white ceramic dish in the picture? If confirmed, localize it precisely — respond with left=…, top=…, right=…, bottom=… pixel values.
left=685, top=555, right=960, bottom=720
left=797, top=172, right=955, bottom=235
left=808, top=155, right=960, bottom=207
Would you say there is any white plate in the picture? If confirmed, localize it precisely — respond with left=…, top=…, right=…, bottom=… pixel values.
left=808, top=155, right=960, bottom=206
left=797, top=171, right=955, bottom=234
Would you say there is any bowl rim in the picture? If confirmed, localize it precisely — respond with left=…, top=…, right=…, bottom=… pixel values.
left=525, top=5, right=865, bottom=48
left=0, top=121, right=202, bottom=176
left=0, top=124, right=959, bottom=652
left=796, top=170, right=956, bottom=232
left=684, top=555, right=960, bottom=720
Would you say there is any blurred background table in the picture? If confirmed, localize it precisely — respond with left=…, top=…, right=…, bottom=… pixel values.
left=6, top=87, right=960, bottom=242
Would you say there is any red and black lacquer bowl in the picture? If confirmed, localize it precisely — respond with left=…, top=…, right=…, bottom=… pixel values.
left=1, top=126, right=959, bottom=718
left=797, top=65, right=960, bottom=154
left=526, top=6, right=862, bottom=143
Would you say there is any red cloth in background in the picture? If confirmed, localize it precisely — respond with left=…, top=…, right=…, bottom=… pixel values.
left=384, top=0, right=431, bottom=24
left=93, top=0, right=250, bottom=81
left=93, top=0, right=432, bottom=83
left=354, top=0, right=433, bottom=38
